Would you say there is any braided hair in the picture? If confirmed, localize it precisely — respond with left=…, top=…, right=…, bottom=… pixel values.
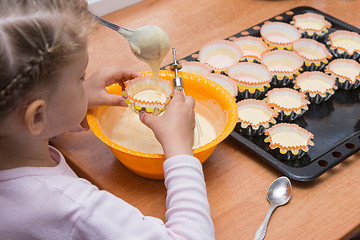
left=0, top=0, right=94, bottom=123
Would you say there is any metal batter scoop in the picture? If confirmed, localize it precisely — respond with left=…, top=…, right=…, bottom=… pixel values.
left=170, top=48, right=202, bottom=146
left=170, top=49, right=184, bottom=91
left=93, top=14, right=170, bottom=61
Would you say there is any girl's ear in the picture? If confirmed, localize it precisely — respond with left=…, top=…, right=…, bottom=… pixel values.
left=24, top=99, right=47, bottom=136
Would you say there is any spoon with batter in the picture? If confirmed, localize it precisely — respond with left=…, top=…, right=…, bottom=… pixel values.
left=93, top=14, right=170, bottom=84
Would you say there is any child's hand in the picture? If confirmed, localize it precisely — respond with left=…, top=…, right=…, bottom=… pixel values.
left=84, top=67, right=141, bottom=109
left=139, top=90, right=195, bottom=159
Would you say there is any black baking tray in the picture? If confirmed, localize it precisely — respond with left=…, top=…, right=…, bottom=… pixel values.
left=162, top=6, right=360, bottom=181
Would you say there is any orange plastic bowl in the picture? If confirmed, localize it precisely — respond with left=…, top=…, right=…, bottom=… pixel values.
left=87, top=70, right=238, bottom=180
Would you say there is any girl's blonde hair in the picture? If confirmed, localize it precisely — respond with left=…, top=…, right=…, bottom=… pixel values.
left=0, top=0, right=94, bottom=122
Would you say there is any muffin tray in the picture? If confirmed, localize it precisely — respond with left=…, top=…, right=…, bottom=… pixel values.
left=162, top=6, right=360, bottom=181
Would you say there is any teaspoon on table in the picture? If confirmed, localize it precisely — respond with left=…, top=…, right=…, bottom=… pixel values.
left=254, top=176, right=292, bottom=240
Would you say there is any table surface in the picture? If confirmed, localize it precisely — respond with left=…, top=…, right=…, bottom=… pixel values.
left=52, top=0, right=360, bottom=239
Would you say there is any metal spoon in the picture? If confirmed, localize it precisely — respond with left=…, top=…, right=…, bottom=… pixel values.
left=93, top=14, right=170, bottom=61
left=254, top=176, right=292, bottom=240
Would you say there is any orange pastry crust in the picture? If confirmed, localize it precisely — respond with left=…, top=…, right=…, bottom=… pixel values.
left=328, top=30, right=360, bottom=55
left=234, top=36, right=271, bottom=62
left=260, top=22, right=301, bottom=50
left=292, top=12, right=331, bottom=36
left=265, top=123, right=314, bottom=155
left=123, top=76, right=173, bottom=115
left=265, top=88, right=310, bottom=115
left=236, top=99, right=278, bottom=130
left=324, top=59, right=360, bottom=84
left=294, top=71, right=336, bottom=98
left=199, top=39, right=243, bottom=73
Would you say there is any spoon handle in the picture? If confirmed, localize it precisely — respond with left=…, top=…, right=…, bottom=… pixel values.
left=91, top=13, right=133, bottom=39
left=93, top=14, right=120, bottom=32
left=254, top=204, right=277, bottom=240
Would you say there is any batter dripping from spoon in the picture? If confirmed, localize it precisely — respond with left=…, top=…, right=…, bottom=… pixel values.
left=121, top=25, right=171, bottom=85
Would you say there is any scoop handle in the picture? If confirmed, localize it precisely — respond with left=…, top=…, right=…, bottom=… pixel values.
left=91, top=13, right=133, bottom=39
left=254, top=203, right=277, bottom=240
left=170, top=48, right=183, bottom=91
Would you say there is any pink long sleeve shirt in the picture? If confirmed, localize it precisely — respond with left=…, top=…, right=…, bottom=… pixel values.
left=0, top=146, right=215, bottom=239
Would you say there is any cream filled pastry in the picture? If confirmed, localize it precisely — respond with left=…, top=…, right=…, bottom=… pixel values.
left=325, top=59, right=360, bottom=89
left=236, top=99, right=277, bottom=135
left=265, top=88, right=310, bottom=121
left=328, top=64, right=359, bottom=80
left=199, top=40, right=243, bottom=72
left=294, top=71, right=336, bottom=102
left=234, top=36, right=270, bottom=62
left=328, top=30, right=360, bottom=58
left=295, top=20, right=324, bottom=31
left=297, top=78, right=331, bottom=92
left=261, top=50, right=303, bottom=86
left=204, top=73, right=238, bottom=97
left=264, top=123, right=314, bottom=159
left=227, top=62, right=272, bottom=98
left=291, top=12, right=331, bottom=39
left=293, top=38, right=331, bottom=71
left=332, top=38, right=360, bottom=53
left=123, top=76, right=173, bottom=115
left=133, top=90, right=166, bottom=103
left=260, top=22, right=301, bottom=50
left=179, top=61, right=212, bottom=76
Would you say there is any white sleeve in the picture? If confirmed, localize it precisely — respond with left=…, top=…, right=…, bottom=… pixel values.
left=163, top=155, right=215, bottom=240
left=71, top=155, right=214, bottom=240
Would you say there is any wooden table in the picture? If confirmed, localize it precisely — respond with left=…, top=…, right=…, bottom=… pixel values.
left=52, top=0, right=360, bottom=239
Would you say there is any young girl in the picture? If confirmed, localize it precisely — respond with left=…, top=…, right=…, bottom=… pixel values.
left=0, top=0, right=215, bottom=239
